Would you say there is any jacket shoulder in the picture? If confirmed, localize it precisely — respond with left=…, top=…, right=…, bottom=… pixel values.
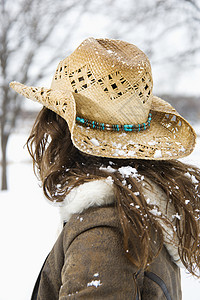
left=62, top=205, right=119, bottom=249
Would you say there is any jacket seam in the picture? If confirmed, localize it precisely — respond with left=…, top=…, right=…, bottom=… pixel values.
left=63, top=224, right=117, bottom=254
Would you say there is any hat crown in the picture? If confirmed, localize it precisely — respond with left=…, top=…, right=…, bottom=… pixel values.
left=51, top=38, right=153, bottom=125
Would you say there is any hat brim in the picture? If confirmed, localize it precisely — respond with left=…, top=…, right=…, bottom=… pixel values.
left=71, top=96, right=196, bottom=160
left=10, top=82, right=196, bottom=160
left=10, top=81, right=76, bottom=132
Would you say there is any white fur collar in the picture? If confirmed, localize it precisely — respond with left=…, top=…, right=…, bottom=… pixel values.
left=59, top=179, right=115, bottom=223
left=59, top=179, right=183, bottom=268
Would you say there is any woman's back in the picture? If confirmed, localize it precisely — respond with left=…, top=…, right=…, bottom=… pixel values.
left=10, top=37, right=200, bottom=299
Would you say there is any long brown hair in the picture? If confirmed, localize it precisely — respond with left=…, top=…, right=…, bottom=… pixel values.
left=27, top=107, right=200, bottom=277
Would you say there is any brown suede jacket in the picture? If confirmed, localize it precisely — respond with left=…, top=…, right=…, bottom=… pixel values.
left=33, top=205, right=182, bottom=300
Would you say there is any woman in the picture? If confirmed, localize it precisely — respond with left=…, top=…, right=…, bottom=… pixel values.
left=10, top=38, right=200, bottom=299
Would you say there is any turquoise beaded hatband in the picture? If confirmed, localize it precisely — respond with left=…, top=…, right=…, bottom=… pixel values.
left=76, top=113, right=152, bottom=132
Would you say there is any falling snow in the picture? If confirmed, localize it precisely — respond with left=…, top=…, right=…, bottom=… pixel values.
left=154, top=149, right=162, bottom=158
left=150, top=207, right=162, bottom=216
left=99, top=165, right=116, bottom=173
left=105, top=176, right=114, bottom=185
left=90, top=138, right=100, bottom=146
left=172, top=213, right=181, bottom=220
left=118, top=166, right=138, bottom=178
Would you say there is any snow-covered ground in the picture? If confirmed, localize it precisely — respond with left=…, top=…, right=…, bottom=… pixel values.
left=0, top=125, right=200, bottom=300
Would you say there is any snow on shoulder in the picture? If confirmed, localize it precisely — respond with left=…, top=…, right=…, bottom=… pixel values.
left=87, top=280, right=102, bottom=288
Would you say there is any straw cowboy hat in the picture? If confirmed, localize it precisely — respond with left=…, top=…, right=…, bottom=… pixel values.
left=10, top=37, right=196, bottom=160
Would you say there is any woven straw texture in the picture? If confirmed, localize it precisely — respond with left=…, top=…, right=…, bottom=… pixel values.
left=10, top=38, right=196, bottom=160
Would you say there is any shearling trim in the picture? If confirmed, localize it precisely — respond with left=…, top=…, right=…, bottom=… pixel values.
left=142, top=179, right=184, bottom=268
left=59, top=179, right=115, bottom=223
left=59, top=179, right=183, bottom=268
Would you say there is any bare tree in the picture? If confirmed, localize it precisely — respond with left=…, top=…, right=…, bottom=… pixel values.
left=105, top=0, right=200, bottom=66
left=0, top=0, right=91, bottom=190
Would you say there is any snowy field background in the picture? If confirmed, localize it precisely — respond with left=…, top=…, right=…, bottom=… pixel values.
left=0, top=124, right=200, bottom=300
